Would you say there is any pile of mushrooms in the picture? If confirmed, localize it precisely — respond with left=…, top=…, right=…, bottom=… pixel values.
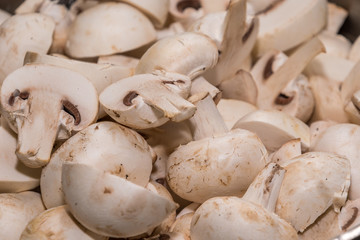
left=1, top=0, right=360, bottom=239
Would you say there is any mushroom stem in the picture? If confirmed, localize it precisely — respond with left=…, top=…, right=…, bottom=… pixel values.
left=187, top=93, right=228, bottom=141
left=242, top=163, right=285, bottom=212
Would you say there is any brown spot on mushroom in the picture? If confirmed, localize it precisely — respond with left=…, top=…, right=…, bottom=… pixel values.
left=8, top=89, right=20, bottom=106
left=123, top=91, right=139, bottom=106
left=193, top=214, right=200, bottom=226
left=62, top=100, right=81, bottom=125
left=263, top=164, right=281, bottom=194
left=162, top=80, right=186, bottom=85
left=341, top=207, right=359, bottom=230
left=245, top=209, right=259, bottom=222
left=263, top=55, right=275, bottom=80
left=274, top=93, right=294, bottom=105
left=95, top=125, right=99, bottom=130
left=177, top=0, right=201, bottom=12
left=242, top=19, right=255, bottom=43
left=257, top=0, right=284, bottom=15
left=103, top=187, right=113, bottom=194
left=112, top=110, right=120, bottom=118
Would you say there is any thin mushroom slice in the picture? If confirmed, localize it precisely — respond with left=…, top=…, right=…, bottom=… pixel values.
left=41, top=121, right=155, bottom=209
left=0, top=13, right=55, bottom=85
left=276, top=152, right=351, bottom=232
left=20, top=205, right=107, bottom=240
left=65, top=2, right=156, bottom=58
left=0, top=117, right=41, bottom=193
left=0, top=64, right=98, bottom=168
left=253, top=0, right=327, bottom=57
left=100, top=72, right=195, bottom=129
left=0, top=191, right=45, bottom=240
left=62, top=163, right=178, bottom=238
left=232, top=110, right=310, bottom=152
left=135, top=32, right=218, bottom=80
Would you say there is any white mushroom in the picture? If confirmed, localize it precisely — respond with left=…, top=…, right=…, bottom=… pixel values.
left=0, top=9, right=10, bottom=25
left=326, top=2, right=348, bottom=34
left=348, top=36, right=360, bottom=62
left=269, top=138, right=302, bottom=166
left=156, top=22, right=185, bottom=40
left=168, top=0, right=204, bottom=29
left=65, top=2, right=156, bottom=58
left=309, top=120, right=337, bottom=148
left=0, top=64, right=98, bottom=168
left=318, top=31, right=352, bottom=58
left=97, top=55, right=139, bottom=69
left=190, top=76, right=221, bottom=103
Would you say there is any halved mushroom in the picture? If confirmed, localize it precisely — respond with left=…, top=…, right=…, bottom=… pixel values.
left=0, top=191, right=45, bottom=240
left=0, top=117, right=41, bottom=193
left=326, top=2, right=348, bottom=34
left=62, top=162, right=178, bottom=238
left=0, top=64, right=98, bottom=168
left=232, top=110, right=310, bottom=152
left=135, top=32, right=218, bottom=80
left=169, top=0, right=204, bottom=29
left=20, top=205, right=107, bottom=240
left=41, top=121, right=155, bottom=208
left=0, top=13, right=55, bottom=85
left=65, top=2, right=156, bottom=58
left=100, top=72, right=195, bottom=129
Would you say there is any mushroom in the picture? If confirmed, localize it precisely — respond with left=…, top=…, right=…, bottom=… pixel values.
left=275, top=152, right=351, bottom=232
left=0, top=191, right=45, bottom=240
left=41, top=121, right=155, bottom=208
left=269, top=138, right=302, bottom=166
left=252, top=0, right=327, bottom=57
left=0, top=13, right=55, bottom=85
left=99, top=72, right=196, bottom=129
left=65, top=2, right=156, bottom=58
left=20, top=205, right=107, bottom=240
left=309, top=120, right=337, bottom=148
left=0, top=8, right=10, bottom=25
left=156, top=22, right=185, bottom=40
left=168, top=0, right=204, bottom=29
left=338, top=198, right=360, bottom=232
left=97, top=55, right=139, bottom=69
left=232, top=109, right=310, bottom=152
left=317, top=31, right=352, bottom=58
left=0, top=64, right=99, bottom=168
left=15, top=0, right=45, bottom=14
left=190, top=76, right=221, bottom=104
left=170, top=212, right=193, bottom=239
left=135, top=32, right=218, bottom=80
left=326, top=2, right=348, bottom=34
left=0, top=116, right=41, bottom=193
left=348, top=36, right=360, bottom=62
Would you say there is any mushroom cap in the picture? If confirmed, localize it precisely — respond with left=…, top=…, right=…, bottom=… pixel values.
left=190, top=196, right=297, bottom=240
left=65, top=2, right=156, bottom=58
left=41, top=121, right=154, bottom=208
left=276, top=152, right=351, bottom=232
left=232, top=110, right=310, bottom=152
left=62, top=162, right=178, bottom=238
left=135, top=32, right=218, bottom=80
left=20, top=205, right=107, bottom=240
left=166, top=128, right=269, bottom=203
left=0, top=191, right=45, bottom=240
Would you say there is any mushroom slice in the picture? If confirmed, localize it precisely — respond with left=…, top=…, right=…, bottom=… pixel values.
left=275, top=152, right=351, bottom=232
left=135, top=32, right=218, bottom=80
left=0, top=191, right=45, bottom=240
left=24, top=51, right=134, bottom=118
left=0, top=64, right=98, bottom=168
left=0, top=117, right=41, bottom=193
left=338, top=199, right=360, bottom=232
left=100, top=72, right=195, bottom=129
left=326, top=2, right=348, bottom=34
left=269, top=138, right=302, bottom=166
left=311, top=124, right=360, bottom=200
left=348, top=36, right=360, bottom=63
left=20, top=205, right=106, bottom=240
left=62, top=163, right=178, bottom=238
left=41, top=121, right=154, bottom=208
left=216, top=98, right=257, bottom=130
left=0, top=9, right=10, bottom=25
left=65, top=2, right=156, bottom=58
left=232, top=110, right=310, bottom=152
left=0, top=13, right=55, bottom=85
left=253, top=0, right=327, bottom=57
left=169, top=0, right=204, bottom=29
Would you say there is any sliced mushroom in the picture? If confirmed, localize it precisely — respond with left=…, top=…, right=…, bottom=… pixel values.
left=326, top=2, right=348, bottom=34
left=100, top=72, right=195, bottom=129
left=338, top=199, right=360, bottom=232
left=135, top=32, right=218, bottom=80
left=232, top=110, right=310, bottom=152
left=0, top=64, right=98, bottom=168
left=65, top=2, right=156, bottom=58
left=20, top=205, right=107, bottom=240
left=169, top=0, right=204, bottom=29
left=41, top=121, right=155, bottom=208
left=275, top=152, right=351, bottom=232
left=0, top=191, right=45, bottom=240
left=61, top=162, right=178, bottom=238
left=0, top=13, right=55, bottom=85
left=0, top=117, right=41, bottom=193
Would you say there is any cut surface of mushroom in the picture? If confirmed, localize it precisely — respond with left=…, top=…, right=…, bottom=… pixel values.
left=100, top=72, right=195, bottom=129
left=65, top=2, right=156, bottom=58
left=0, top=64, right=98, bottom=168
left=20, top=205, right=107, bottom=240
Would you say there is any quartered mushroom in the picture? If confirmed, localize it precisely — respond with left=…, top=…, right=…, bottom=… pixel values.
left=232, top=110, right=310, bottom=152
left=275, top=152, right=351, bottom=232
left=65, top=2, right=156, bottom=58
left=190, top=163, right=297, bottom=240
left=0, top=191, right=45, bottom=240
left=167, top=94, right=269, bottom=203
left=0, top=64, right=98, bottom=168
left=135, top=32, right=218, bottom=80
left=20, top=205, right=107, bottom=240
left=100, top=72, right=196, bottom=129
left=41, top=121, right=155, bottom=208
left=0, top=117, right=41, bottom=193
left=0, top=13, right=55, bottom=85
